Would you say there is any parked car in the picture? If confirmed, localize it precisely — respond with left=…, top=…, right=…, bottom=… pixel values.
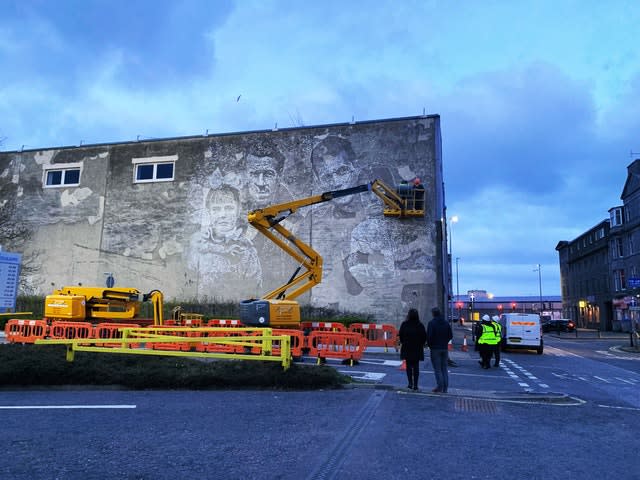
left=542, top=318, right=576, bottom=332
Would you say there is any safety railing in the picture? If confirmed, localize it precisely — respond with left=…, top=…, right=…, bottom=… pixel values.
left=35, top=327, right=292, bottom=369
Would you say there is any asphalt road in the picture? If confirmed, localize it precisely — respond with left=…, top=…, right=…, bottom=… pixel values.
left=1, top=327, right=639, bottom=480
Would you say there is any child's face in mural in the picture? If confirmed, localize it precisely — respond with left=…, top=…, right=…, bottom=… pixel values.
left=247, top=154, right=279, bottom=204
left=208, top=191, right=239, bottom=237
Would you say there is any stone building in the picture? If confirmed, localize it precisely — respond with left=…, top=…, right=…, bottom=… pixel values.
left=0, top=115, right=446, bottom=325
left=556, top=158, right=640, bottom=334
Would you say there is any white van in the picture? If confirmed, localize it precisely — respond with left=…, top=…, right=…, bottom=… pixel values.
left=499, top=313, right=543, bottom=354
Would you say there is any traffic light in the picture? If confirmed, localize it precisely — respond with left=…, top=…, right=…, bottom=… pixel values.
left=456, top=302, right=463, bottom=309
left=497, top=304, right=503, bottom=312
left=511, top=302, right=517, bottom=311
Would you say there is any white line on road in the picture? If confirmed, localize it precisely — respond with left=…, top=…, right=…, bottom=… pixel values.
left=593, top=376, right=611, bottom=383
left=614, top=377, right=637, bottom=385
left=597, top=404, right=640, bottom=412
left=0, top=405, right=137, bottom=410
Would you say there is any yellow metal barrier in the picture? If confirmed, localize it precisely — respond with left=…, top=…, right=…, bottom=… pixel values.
left=35, top=327, right=291, bottom=370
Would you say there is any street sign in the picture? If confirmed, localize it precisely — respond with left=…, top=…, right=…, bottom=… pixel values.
left=0, top=251, right=21, bottom=312
left=628, top=277, right=640, bottom=288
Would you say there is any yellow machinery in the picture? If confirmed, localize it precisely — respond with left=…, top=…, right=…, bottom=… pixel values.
left=45, top=286, right=165, bottom=326
left=240, top=179, right=425, bottom=327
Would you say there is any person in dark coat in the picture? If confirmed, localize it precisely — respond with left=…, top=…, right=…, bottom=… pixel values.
left=426, top=307, right=453, bottom=393
left=398, top=308, right=427, bottom=391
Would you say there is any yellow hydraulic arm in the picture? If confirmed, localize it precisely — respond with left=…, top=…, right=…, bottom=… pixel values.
left=240, top=179, right=425, bottom=327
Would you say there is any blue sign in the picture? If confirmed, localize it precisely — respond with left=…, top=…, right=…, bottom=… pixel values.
left=628, top=277, right=640, bottom=288
left=0, top=251, right=21, bottom=313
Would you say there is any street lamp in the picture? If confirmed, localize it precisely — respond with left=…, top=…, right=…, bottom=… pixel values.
left=534, top=264, right=543, bottom=313
left=448, top=216, right=458, bottom=324
left=455, top=256, right=460, bottom=319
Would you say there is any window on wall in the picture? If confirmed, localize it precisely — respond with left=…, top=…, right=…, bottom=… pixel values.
left=610, top=207, right=623, bottom=227
left=43, top=163, right=82, bottom=188
left=616, top=237, right=624, bottom=257
left=132, top=155, right=177, bottom=183
left=614, top=269, right=626, bottom=291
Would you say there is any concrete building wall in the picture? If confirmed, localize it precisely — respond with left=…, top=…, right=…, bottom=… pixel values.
left=0, top=115, right=444, bottom=324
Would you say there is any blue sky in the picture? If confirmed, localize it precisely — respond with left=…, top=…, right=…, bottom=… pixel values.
left=1, top=0, right=638, bottom=297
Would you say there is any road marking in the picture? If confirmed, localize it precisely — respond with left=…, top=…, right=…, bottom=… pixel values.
left=597, top=350, right=640, bottom=361
left=543, top=345, right=582, bottom=357
left=614, top=377, right=637, bottom=385
left=338, top=371, right=386, bottom=381
left=593, top=376, right=610, bottom=383
left=502, top=359, right=549, bottom=391
left=0, top=405, right=136, bottom=410
left=597, top=404, right=640, bottom=412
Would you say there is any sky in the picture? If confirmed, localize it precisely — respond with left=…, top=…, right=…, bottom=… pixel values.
left=1, top=0, right=638, bottom=298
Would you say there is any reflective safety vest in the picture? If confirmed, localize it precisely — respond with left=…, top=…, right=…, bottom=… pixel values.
left=478, top=323, right=500, bottom=345
left=491, top=321, right=503, bottom=340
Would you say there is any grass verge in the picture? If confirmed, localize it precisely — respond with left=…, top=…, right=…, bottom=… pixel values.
left=0, top=344, right=351, bottom=390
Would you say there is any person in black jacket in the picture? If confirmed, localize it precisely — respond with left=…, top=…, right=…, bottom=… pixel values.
left=426, top=307, right=453, bottom=393
left=399, top=308, right=427, bottom=391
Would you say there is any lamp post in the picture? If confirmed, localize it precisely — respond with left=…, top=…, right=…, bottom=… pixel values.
left=534, top=263, right=543, bottom=313
left=455, top=256, right=460, bottom=320
left=448, top=216, right=458, bottom=325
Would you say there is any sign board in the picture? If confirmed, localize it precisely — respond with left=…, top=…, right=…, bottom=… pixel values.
left=628, top=277, right=640, bottom=288
left=0, top=251, right=21, bottom=312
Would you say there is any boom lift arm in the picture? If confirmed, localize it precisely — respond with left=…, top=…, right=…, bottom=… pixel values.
left=240, top=179, right=425, bottom=327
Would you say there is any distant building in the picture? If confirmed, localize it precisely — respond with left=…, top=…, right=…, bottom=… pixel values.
left=556, top=159, right=640, bottom=332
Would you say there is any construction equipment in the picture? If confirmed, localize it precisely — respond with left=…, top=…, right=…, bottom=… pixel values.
left=240, top=178, right=425, bottom=327
left=44, top=286, right=165, bottom=326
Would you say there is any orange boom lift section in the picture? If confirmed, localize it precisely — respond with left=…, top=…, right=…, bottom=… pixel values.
left=239, top=179, right=425, bottom=327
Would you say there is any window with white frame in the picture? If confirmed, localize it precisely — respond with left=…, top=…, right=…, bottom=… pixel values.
left=616, top=237, right=624, bottom=257
left=614, top=269, right=626, bottom=291
left=132, top=155, right=177, bottom=183
left=595, top=227, right=605, bottom=240
left=610, top=207, right=623, bottom=227
left=43, top=162, right=82, bottom=188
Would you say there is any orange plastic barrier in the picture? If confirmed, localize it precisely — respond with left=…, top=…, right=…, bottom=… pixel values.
left=5, top=319, right=48, bottom=344
left=207, top=319, right=244, bottom=327
left=94, top=323, right=141, bottom=348
left=307, top=331, right=367, bottom=366
left=146, top=326, right=192, bottom=351
left=49, top=321, right=93, bottom=340
left=195, top=327, right=243, bottom=354
left=348, top=323, right=398, bottom=351
left=300, top=321, right=346, bottom=333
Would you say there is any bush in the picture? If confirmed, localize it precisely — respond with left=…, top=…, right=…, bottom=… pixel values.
left=0, top=344, right=351, bottom=390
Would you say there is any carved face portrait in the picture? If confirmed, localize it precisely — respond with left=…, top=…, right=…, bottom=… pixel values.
left=206, top=187, right=240, bottom=238
left=246, top=154, right=280, bottom=204
left=312, top=137, right=358, bottom=206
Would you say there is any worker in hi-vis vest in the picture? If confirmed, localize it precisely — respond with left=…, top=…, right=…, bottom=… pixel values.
left=491, top=315, right=503, bottom=367
left=477, top=314, right=499, bottom=369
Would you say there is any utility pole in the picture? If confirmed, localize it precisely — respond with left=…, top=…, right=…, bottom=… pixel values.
left=534, top=264, right=543, bottom=313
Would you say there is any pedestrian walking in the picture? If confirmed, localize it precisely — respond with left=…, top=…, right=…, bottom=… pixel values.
left=477, top=314, right=499, bottom=369
left=491, top=315, right=503, bottom=367
left=398, top=308, right=427, bottom=391
left=426, top=307, right=453, bottom=393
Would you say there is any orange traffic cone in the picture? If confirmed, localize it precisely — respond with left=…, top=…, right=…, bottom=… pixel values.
left=399, top=360, right=406, bottom=371
left=448, top=339, right=453, bottom=351
left=461, top=335, right=468, bottom=352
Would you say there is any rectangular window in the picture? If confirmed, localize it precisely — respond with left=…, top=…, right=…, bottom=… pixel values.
left=610, top=207, right=623, bottom=227
left=616, top=237, right=624, bottom=257
left=42, top=162, right=83, bottom=188
left=614, top=269, right=626, bottom=291
left=132, top=155, right=177, bottom=183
